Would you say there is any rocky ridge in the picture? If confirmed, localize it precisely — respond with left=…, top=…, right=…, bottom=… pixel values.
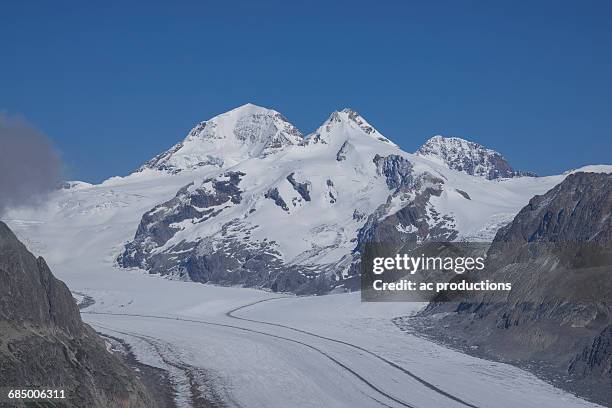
left=0, top=221, right=157, bottom=408
left=416, top=135, right=536, bottom=179
left=408, top=172, right=612, bottom=405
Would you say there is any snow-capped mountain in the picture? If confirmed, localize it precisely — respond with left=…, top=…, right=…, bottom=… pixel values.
left=415, top=135, right=536, bottom=180
left=306, top=108, right=396, bottom=146
left=139, top=103, right=303, bottom=173
left=119, top=107, right=408, bottom=293
left=6, top=103, right=610, bottom=295
left=114, top=104, right=606, bottom=294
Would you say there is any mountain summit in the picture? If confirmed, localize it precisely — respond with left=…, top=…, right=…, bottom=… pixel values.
left=139, top=105, right=400, bottom=174
left=140, top=104, right=533, bottom=180
left=415, top=135, right=536, bottom=180
left=140, top=103, right=303, bottom=173
left=306, top=108, right=396, bottom=146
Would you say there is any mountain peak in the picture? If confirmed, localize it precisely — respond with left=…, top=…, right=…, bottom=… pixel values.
left=139, top=104, right=303, bottom=173
left=339, top=107, right=358, bottom=115
left=416, top=135, right=535, bottom=180
left=306, top=108, right=397, bottom=146
left=223, top=103, right=276, bottom=116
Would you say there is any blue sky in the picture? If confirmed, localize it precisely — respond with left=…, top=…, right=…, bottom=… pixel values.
left=2, top=0, right=611, bottom=183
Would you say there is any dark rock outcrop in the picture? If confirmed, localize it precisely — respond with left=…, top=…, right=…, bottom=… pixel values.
left=0, top=222, right=156, bottom=408
left=455, top=189, right=471, bottom=200
left=336, top=140, right=353, bottom=161
left=286, top=173, right=311, bottom=202
left=326, top=179, right=337, bottom=204
left=373, top=154, right=415, bottom=191
left=264, top=188, right=289, bottom=212
left=182, top=232, right=333, bottom=295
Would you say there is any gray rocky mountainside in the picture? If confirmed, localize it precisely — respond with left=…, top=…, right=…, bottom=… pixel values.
left=407, top=172, right=612, bottom=405
left=0, top=221, right=156, bottom=408
left=415, top=135, right=536, bottom=179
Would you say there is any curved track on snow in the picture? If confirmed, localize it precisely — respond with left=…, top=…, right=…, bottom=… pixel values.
left=83, top=310, right=417, bottom=408
left=225, top=297, right=480, bottom=408
left=91, top=322, right=229, bottom=408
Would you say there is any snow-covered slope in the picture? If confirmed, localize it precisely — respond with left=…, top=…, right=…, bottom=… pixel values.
left=416, top=135, right=536, bottom=179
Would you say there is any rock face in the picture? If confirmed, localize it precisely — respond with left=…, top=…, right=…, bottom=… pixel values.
left=0, top=221, right=155, bottom=408
left=357, top=154, right=456, bottom=249
left=569, top=325, right=612, bottom=386
left=373, top=154, right=415, bottom=191
left=286, top=173, right=311, bottom=202
left=416, top=135, right=536, bottom=179
left=413, top=172, right=612, bottom=405
left=493, top=172, right=611, bottom=243
left=335, top=140, right=354, bottom=161
left=265, top=187, right=289, bottom=212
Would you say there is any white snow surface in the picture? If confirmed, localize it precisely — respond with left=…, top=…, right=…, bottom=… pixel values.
left=4, top=103, right=611, bottom=407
